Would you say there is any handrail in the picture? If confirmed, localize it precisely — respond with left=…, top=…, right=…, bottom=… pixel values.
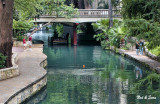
left=41, top=9, right=121, bottom=18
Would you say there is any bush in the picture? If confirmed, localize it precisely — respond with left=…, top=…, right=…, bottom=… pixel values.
left=149, top=47, right=160, bottom=56
left=122, top=47, right=129, bottom=50
left=56, top=24, right=64, bottom=37
left=16, top=36, right=24, bottom=41
left=122, top=44, right=131, bottom=50
left=0, top=53, right=6, bottom=69
left=101, top=40, right=110, bottom=49
left=111, top=35, right=121, bottom=48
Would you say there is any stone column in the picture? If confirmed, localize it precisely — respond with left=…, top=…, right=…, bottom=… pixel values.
left=73, top=24, right=77, bottom=45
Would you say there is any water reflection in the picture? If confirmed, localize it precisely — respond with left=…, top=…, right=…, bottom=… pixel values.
left=135, top=66, right=142, bottom=79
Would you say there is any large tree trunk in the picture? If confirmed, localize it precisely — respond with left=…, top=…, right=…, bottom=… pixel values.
left=108, top=0, right=113, bottom=28
left=0, top=0, right=14, bottom=68
left=84, top=0, right=91, bottom=9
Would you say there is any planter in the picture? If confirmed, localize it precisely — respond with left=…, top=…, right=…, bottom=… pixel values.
left=0, top=53, right=19, bottom=81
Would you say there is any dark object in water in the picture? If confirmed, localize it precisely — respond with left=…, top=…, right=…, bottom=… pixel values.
left=32, top=40, right=44, bottom=44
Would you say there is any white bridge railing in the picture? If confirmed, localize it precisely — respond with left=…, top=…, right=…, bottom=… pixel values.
left=41, top=9, right=121, bottom=18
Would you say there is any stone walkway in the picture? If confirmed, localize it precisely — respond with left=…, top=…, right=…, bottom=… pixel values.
left=0, top=46, right=47, bottom=104
left=119, top=49, right=160, bottom=73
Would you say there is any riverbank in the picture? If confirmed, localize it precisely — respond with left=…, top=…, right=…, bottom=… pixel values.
left=0, top=45, right=47, bottom=104
left=111, top=48, right=160, bottom=74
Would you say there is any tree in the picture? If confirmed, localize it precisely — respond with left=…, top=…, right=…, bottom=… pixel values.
left=122, top=0, right=160, bottom=22
left=0, top=0, right=77, bottom=69
left=92, top=19, right=125, bottom=48
left=28, top=0, right=78, bottom=36
left=108, top=0, right=113, bottom=28
left=13, top=0, right=44, bottom=37
left=0, top=0, right=14, bottom=68
left=14, top=0, right=44, bottom=18
left=122, top=0, right=160, bottom=49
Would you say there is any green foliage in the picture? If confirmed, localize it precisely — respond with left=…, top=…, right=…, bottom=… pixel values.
left=122, top=0, right=160, bottom=22
left=13, top=19, right=35, bottom=37
left=0, top=53, right=6, bottom=69
left=13, top=19, right=35, bottom=31
left=13, top=0, right=39, bottom=36
left=130, top=73, right=160, bottom=96
left=124, top=19, right=160, bottom=49
left=16, top=36, right=25, bottom=41
left=56, top=24, right=64, bottom=37
left=93, top=33, right=106, bottom=41
left=43, top=0, right=79, bottom=18
left=92, top=19, right=126, bottom=48
left=76, top=24, right=86, bottom=34
left=122, top=44, right=131, bottom=50
left=101, top=40, right=110, bottom=49
left=13, top=0, right=77, bottom=37
left=92, top=19, right=110, bottom=32
left=149, top=47, right=160, bottom=56
left=122, top=0, right=160, bottom=50
left=14, top=0, right=44, bottom=18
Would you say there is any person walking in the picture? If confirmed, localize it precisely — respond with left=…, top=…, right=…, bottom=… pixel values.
left=139, top=40, right=144, bottom=55
left=135, top=41, right=140, bottom=55
left=28, top=36, right=32, bottom=51
left=23, top=36, right=26, bottom=51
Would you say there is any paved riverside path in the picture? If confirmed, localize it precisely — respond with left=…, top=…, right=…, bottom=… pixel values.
left=119, top=49, right=160, bottom=73
left=0, top=46, right=47, bottom=104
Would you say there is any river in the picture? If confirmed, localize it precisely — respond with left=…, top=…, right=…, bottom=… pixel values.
left=24, top=30, right=159, bottom=104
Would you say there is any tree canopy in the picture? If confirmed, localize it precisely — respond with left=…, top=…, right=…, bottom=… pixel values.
left=13, top=0, right=78, bottom=36
left=122, top=0, right=160, bottom=22
left=122, top=0, right=160, bottom=49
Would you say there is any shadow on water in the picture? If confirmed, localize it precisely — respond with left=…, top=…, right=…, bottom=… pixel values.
left=24, top=30, right=160, bottom=104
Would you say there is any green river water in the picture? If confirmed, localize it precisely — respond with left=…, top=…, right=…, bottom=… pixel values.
left=23, top=30, right=159, bottom=104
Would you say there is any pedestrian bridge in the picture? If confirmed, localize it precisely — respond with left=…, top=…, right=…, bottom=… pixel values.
left=34, top=9, right=121, bottom=23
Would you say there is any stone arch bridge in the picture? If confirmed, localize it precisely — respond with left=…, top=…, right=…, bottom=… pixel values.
left=34, top=9, right=121, bottom=45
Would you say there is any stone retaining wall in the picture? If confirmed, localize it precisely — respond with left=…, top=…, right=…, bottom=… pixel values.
left=0, top=53, right=19, bottom=81
left=6, top=75, right=47, bottom=104
left=40, top=59, right=48, bottom=68
left=109, top=47, right=160, bottom=73
left=21, top=86, right=47, bottom=104
left=5, top=59, right=47, bottom=104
